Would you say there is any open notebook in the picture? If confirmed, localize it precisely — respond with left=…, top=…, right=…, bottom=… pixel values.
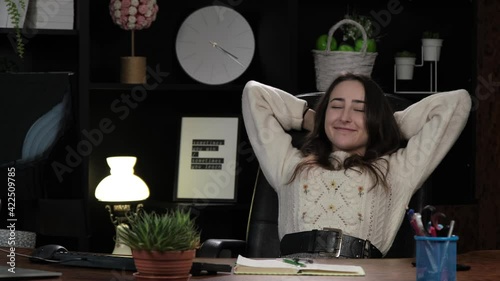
left=233, top=255, right=365, bottom=276
left=0, top=265, right=61, bottom=279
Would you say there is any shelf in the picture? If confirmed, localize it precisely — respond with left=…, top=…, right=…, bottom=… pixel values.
left=145, top=200, right=250, bottom=211
left=90, top=83, right=245, bottom=92
left=0, top=28, right=77, bottom=36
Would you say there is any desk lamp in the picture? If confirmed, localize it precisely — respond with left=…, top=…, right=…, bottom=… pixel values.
left=94, top=156, right=149, bottom=255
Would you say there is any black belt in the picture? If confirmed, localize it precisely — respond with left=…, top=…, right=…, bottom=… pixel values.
left=280, top=229, right=383, bottom=258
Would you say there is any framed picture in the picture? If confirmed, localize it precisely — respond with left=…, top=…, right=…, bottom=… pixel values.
left=174, top=116, right=239, bottom=203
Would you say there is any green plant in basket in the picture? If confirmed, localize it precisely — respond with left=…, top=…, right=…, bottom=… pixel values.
left=341, top=13, right=377, bottom=53
left=338, top=43, right=354, bottom=52
left=354, top=38, right=376, bottom=52
left=119, top=208, right=201, bottom=252
left=315, top=34, right=337, bottom=51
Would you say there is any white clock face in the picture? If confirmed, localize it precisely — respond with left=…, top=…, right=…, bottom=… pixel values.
left=175, top=5, right=255, bottom=85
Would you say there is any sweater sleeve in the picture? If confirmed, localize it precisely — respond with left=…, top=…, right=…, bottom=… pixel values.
left=389, top=89, right=472, bottom=193
left=241, top=80, right=308, bottom=188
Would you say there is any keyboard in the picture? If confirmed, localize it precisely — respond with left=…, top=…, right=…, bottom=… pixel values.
left=53, top=251, right=136, bottom=271
left=49, top=251, right=233, bottom=275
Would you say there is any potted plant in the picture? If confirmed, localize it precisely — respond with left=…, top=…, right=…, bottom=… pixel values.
left=109, top=0, right=159, bottom=84
left=395, top=51, right=417, bottom=80
left=118, top=208, right=201, bottom=281
left=340, top=13, right=378, bottom=52
left=422, top=31, right=443, bottom=61
left=4, top=0, right=27, bottom=59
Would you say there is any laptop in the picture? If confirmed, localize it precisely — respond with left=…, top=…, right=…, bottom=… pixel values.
left=0, top=265, right=62, bottom=279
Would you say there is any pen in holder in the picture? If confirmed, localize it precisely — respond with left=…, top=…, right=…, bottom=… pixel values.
left=415, top=235, right=459, bottom=281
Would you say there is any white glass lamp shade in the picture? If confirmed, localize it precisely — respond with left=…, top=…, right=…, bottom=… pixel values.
left=95, top=156, right=149, bottom=202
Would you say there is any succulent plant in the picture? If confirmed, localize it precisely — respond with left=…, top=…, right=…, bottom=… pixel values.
left=422, top=31, right=440, bottom=39
left=395, top=51, right=416, bottom=57
left=118, top=208, right=201, bottom=252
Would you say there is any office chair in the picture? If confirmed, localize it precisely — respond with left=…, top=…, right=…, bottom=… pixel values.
left=197, top=92, right=429, bottom=259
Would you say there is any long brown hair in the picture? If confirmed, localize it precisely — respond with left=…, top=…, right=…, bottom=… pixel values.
left=289, top=73, right=403, bottom=190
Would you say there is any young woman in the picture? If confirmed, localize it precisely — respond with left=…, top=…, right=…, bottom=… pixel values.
left=241, top=73, right=471, bottom=258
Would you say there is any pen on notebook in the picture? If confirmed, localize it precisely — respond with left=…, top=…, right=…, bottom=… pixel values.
left=282, top=258, right=306, bottom=267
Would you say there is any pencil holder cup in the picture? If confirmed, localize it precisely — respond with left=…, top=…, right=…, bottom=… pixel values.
left=415, top=235, right=458, bottom=281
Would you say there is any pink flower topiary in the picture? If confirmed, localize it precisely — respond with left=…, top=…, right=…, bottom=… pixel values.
left=109, top=0, right=158, bottom=31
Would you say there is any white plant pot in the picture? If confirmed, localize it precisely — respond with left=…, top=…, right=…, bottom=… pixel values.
left=395, top=57, right=416, bottom=80
left=422, top=38, right=443, bottom=61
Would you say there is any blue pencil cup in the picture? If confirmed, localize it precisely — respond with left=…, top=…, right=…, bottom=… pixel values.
left=415, top=235, right=458, bottom=281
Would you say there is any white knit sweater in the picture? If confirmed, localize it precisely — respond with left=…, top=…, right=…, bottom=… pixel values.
left=241, top=80, right=471, bottom=255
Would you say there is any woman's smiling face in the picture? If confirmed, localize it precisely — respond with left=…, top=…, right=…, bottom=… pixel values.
left=324, top=80, right=369, bottom=156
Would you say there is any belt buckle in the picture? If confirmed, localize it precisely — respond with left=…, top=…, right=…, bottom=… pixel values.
left=363, top=239, right=372, bottom=258
left=318, top=227, right=343, bottom=258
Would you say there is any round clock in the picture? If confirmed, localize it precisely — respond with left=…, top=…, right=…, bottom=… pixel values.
left=175, top=5, right=255, bottom=85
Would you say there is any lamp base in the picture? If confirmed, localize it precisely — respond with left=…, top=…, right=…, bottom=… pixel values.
left=120, top=56, right=146, bottom=84
left=113, top=223, right=132, bottom=256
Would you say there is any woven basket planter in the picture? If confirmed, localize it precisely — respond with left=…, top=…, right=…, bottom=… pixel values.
left=312, top=19, right=378, bottom=92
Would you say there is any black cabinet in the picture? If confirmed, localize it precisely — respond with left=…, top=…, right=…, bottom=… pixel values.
left=0, top=0, right=89, bottom=250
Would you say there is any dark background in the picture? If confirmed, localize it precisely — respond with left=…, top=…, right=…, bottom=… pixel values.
left=0, top=0, right=477, bottom=253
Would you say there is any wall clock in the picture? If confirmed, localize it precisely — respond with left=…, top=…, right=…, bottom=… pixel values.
left=175, top=5, right=255, bottom=85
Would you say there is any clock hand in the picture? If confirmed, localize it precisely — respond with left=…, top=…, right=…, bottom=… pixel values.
left=210, top=41, right=246, bottom=68
left=210, top=41, right=239, bottom=60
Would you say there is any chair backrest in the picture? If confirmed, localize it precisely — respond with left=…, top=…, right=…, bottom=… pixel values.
left=245, top=92, right=428, bottom=258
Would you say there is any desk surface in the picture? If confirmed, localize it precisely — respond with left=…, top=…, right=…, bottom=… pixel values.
left=1, top=248, right=499, bottom=280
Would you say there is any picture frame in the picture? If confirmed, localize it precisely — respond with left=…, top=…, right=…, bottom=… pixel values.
left=174, top=116, right=240, bottom=203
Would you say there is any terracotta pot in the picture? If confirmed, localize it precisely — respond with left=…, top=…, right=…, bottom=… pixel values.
left=132, top=249, right=195, bottom=277
left=133, top=272, right=191, bottom=281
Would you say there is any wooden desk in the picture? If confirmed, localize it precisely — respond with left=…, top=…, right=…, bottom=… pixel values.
left=1, top=248, right=499, bottom=280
